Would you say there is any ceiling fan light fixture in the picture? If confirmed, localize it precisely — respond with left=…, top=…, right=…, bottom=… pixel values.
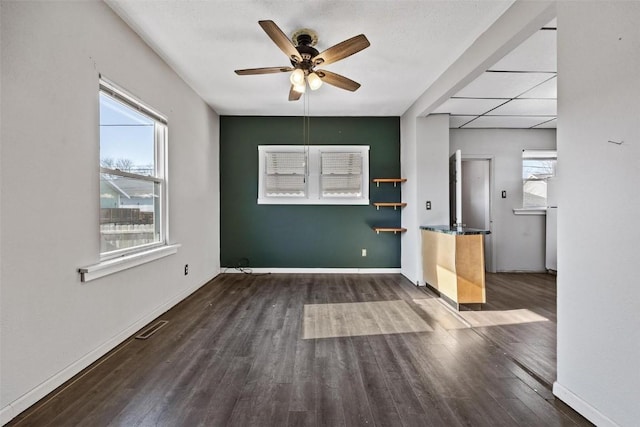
left=290, top=68, right=305, bottom=86
left=235, top=20, right=370, bottom=101
left=307, top=72, right=323, bottom=90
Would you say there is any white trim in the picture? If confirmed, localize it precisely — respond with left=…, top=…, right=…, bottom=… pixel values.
left=553, top=382, right=619, bottom=427
left=257, top=198, right=370, bottom=206
left=0, top=275, right=214, bottom=425
left=522, top=149, right=557, bottom=159
left=221, top=268, right=401, bottom=274
left=79, top=244, right=180, bottom=282
left=513, top=207, right=547, bottom=215
left=99, top=77, right=167, bottom=124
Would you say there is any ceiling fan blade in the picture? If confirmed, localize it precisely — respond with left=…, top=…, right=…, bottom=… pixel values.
left=235, top=66, right=293, bottom=75
left=316, top=70, right=361, bottom=91
left=313, top=34, right=370, bottom=66
left=288, top=85, right=303, bottom=101
left=259, top=20, right=302, bottom=63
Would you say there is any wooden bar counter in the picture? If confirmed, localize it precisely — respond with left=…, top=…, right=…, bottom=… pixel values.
left=420, top=225, right=490, bottom=310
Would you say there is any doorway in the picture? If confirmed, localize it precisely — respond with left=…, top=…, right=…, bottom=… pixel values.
left=461, top=158, right=494, bottom=272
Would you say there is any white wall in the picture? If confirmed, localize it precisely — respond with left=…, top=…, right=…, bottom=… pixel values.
left=0, top=2, right=220, bottom=423
left=400, top=115, right=449, bottom=284
left=450, top=129, right=555, bottom=272
left=400, top=114, right=419, bottom=282
left=554, top=2, right=640, bottom=426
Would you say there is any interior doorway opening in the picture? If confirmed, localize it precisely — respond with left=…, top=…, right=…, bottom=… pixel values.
left=461, top=157, right=494, bottom=273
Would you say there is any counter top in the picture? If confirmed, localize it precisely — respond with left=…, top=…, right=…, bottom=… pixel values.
left=420, top=225, right=491, bottom=235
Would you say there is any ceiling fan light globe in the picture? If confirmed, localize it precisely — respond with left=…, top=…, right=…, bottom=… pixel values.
left=293, top=83, right=306, bottom=94
left=307, top=72, right=323, bottom=90
left=290, top=69, right=305, bottom=86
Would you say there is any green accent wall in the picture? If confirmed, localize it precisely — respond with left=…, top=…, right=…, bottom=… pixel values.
left=220, top=116, right=401, bottom=268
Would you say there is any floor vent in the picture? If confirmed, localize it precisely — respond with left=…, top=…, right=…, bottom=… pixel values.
left=135, top=320, right=169, bottom=340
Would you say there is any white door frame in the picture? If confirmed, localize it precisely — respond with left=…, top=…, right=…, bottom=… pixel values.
left=462, top=154, right=496, bottom=273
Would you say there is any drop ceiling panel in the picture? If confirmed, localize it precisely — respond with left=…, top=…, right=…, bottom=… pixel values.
left=533, top=118, right=557, bottom=128
left=489, top=29, right=556, bottom=72
left=487, top=99, right=556, bottom=116
left=518, top=76, right=556, bottom=98
left=455, top=72, right=555, bottom=99
left=462, top=116, right=553, bottom=128
left=432, top=98, right=507, bottom=115
left=450, top=115, right=477, bottom=128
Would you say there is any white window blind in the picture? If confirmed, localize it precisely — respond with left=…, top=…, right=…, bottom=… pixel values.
left=265, top=151, right=307, bottom=197
left=321, top=152, right=363, bottom=197
left=258, top=145, right=369, bottom=205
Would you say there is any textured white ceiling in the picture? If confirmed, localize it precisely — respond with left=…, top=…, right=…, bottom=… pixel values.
left=106, top=0, right=515, bottom=116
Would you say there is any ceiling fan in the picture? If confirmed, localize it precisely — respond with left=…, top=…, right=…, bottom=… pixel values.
left=235, top=20, right=370, bottom=101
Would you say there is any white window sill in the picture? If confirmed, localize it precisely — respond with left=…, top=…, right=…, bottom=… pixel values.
left=513, top=207, right=547, bottom=216
left=79, top=244, right=180, bottom=282
left=258, top=198, right=370, bottom=205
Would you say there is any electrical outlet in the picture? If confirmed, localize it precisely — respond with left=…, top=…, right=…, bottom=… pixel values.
left=361, top=249, right=367, bottom=257
left=184, top=264, right=189, bottom=275
left=426, top=201, right=431, bottom=210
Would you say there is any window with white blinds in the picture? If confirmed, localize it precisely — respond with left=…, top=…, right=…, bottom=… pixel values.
left=258, top=145, right=369, bottom=205
left=321, top=152, right=362, bottom=197
left=265, top=152, right=307, bottom=197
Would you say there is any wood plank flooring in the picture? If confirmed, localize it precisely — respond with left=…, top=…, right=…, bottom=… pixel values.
left=463, top=273, right=558, bottom=386
left=8, top=273, right=590, bottom=426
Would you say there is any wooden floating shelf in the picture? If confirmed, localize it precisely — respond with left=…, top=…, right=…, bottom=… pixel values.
left=373, top=178, right=407, bottom=187
left=373, top=227, right=407, bottom=234
left=373, top=202, right=407, bottom=210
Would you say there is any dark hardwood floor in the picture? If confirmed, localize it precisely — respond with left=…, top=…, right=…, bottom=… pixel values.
left=462, top=273, right=558, bottom=387
left=9, top=273, right=590, bottom=426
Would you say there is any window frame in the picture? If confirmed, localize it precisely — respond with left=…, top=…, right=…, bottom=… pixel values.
left=522, top=149, right=557, bottom=209
left=98, top=79, right=169, bottom=260
left=257, top=145, right=370, bottom=205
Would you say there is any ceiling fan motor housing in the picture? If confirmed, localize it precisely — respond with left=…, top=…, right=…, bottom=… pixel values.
left=291, top=31, right=320, bottom=70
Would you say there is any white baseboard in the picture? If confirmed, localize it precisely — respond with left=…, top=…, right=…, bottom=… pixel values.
left=495, top=269, right=548, bottom=274
left=221, top=267, right=401, bottom=274
left=553, top=381, right=619, bottom=427
left=0, top=406, right=14, bottom=426
left=0, top=274, right=218, bottom=426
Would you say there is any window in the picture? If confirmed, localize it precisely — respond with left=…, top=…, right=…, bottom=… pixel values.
left=522, top=150, right=557, bottom=207
left=321, top=151, right=363, bottom=198
left=258, top=145, right=369, bottom=205
left=99, top=80, right=167, bottom=258
left=265, top=151, right=307, bottom=198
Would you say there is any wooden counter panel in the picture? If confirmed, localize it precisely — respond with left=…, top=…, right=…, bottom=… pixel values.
left=422, top=230, right=456, bottom=292
left=421, top=229, right=486, bottom=306
left=455, top=234, right=486, bottom=304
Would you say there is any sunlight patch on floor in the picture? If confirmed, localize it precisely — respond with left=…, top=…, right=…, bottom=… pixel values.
left=303, top=300, right=433, bottom=339
left=460, top=309, right=549, bottom=327
left=412, top=298, right=469, bottom=330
